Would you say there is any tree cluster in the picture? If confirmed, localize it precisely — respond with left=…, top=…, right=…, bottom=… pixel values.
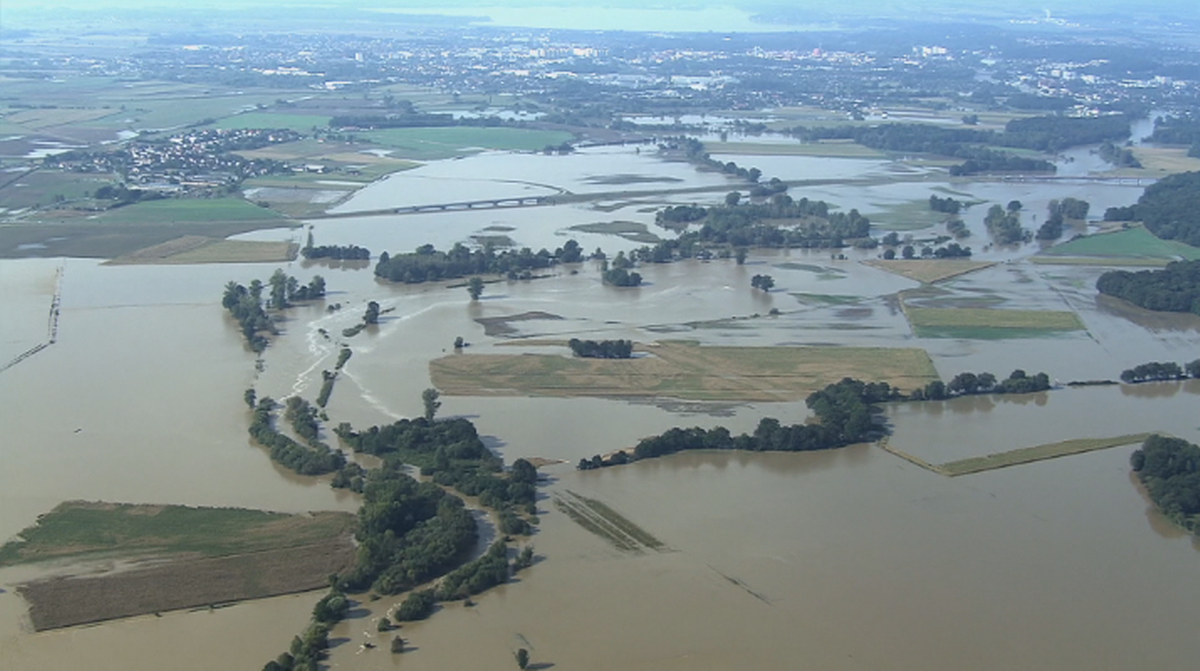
left=603, top=266, right=643, bottom=287
left=222, top=280, right=274, bottom=352
left=248, top=397, right=346, bottom=476
left=567, top=338, right=633, bottom=359
left=750, top=274, right=775, bottom=291
left=1120, top=360, right=1200, bottom=383
left=984, top=203, right=1031, bottom=245
left=1130, top=435, right=1200, bottom=532
left=1102, top=172, right=1200, bottom=247
left=929, top=195, right=963, bottom=215
left=1096, top=260, right=1200, bottom=315
left=910, top=369, right=1051, bottom=400
left=1098, top=141, right=1141, bottom=168
left=301, top=243, right=370, bottom=261
left=374, top=241, right=583, bottom=284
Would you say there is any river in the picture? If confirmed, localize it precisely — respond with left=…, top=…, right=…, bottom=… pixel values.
left=2, top=130, right=1199, bottom=670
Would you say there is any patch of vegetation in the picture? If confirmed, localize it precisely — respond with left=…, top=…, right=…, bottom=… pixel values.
left=95, top=197, right=285, bottom=224
left=568, top=220, right=661, bottom=243
left=904, top=306, right=1084, bottom=337
left=1131, top=435, right=1200, bottom=533
left=0, top=502, right=353, bottom=566
left=375, top=240, right=583, bottom=284
left=1096, top=259, right=1200, bottom=315
left=1104, top=171, right=1200, bottom=246
left=553, top=490, right=666, bottom=553
left=1046, top=227, right=1200, bottom=261
left=865, top=259, right=994, bottom=284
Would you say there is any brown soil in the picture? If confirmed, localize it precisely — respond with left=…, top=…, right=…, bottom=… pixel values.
left=18, top=533, right=355, bottom=631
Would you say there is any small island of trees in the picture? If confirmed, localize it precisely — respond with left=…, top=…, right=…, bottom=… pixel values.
left=1096, top=259, right=1200, bottom=315
left=374, top=240, right=584, bottom=284
left=568, top=338, right=633, bottom=359
left=1131, top=435, right=1200, bottom=534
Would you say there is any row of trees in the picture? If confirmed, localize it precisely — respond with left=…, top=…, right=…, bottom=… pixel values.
left=248, top=396, right=346, bottom=475
left=1096, top=260, right=1200, bottom=315
left=567, top=338, right=633, bottom=359
left=579, top=378, right=903, bottom=469
left=1130, top=435, right=1200, bottom=531
left=883, top=243, right=972, bottom=260
left=301, top=243, right=370, bottom=261
left=1120, top=360, right=1200, bottom=383
left=1103, top=171, right=1200, bottom=247
left=374, top=240, right=584, bottom=284
left=221, top=272, right=327, bottom=351
left=909, top=369, right=1051, bottom=400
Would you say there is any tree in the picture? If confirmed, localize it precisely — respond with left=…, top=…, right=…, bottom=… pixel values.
left=244, top=388, right=257, bottom=408
left=516, top=648, right=530, bottom=670
left=882, top=248, right=896, bottom=260
left=751, top=274, right=774, bottom=291
left=454, top=336, right=465, bottom=349
left=468, top=276, right=485, bottom=301
left=902, top=245, right=915, bottom=259
left=725, top=191, right=741, bottom=206
left=734, top=247, right=747, bottom=265
left=390, top=636, right=405, bottom=654
left=422, top=388, right=441, bottom=421
left=364, top=301, right=380, bottom=325
left=1007, top=200, right=1023, bottom=212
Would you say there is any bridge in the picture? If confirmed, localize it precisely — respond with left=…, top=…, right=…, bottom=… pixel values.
left=313, top=196, right=551, bottom=220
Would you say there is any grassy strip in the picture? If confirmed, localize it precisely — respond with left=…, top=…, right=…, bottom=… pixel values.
left=570, top=492, right=667, bottom=551
left=1030, top=256, right=1171, bottom=268
left=905, top=306, right=1083, bottom=332
left=568, top=220, right=661, bottom=243
left=553, top=494, right=639, bottom=553
left=937, top=434, right=1154, bottom=476
left=0, top=501, right=353, bottom=566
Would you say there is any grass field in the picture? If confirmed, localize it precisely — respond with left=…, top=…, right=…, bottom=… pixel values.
left=0, top=501, right=353, bottom=566
left=213, top=112, right=331, bottom=132
left=1030, top=256, right=1170, bottom=268
left=708, top=140, right=885, bottom=158
left=107, top=235, right=298, bottom=264
left=0, top=170, right=119, bottom=210
left=359, top=127, right=575, bottom=159
left=1129, top=146, right=1200, bottom=174
left=903, top=306, right=1084, bottom=338
left=430, top=340, right=938, bottom=401
left=864, top=259, right=996, bottom=284
left=1040, top=226, right=1200, bottom=261
left=868, top=199, right=953, bottom=231
left=936, top=434, right=1153, bottom=476
left=95, top=197, right=286, bottom=224
left=568, top=220, right=661, bottom=243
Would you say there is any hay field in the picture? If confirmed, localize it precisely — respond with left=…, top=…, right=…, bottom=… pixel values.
left=864, top=259, right=996, bottom=283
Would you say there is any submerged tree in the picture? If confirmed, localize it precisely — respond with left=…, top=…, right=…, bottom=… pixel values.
left=468, top=276, right=485, bottom=301
left=422, top=388, right=442, bottom=421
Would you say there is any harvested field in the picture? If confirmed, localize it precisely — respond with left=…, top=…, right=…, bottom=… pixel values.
left=107, top=235, right=298, bottom=265
left=474, top=311, right=564, bottom=337
left=863, top=259, right=996, bottom=284
left=20, top=539, right=354, bottom=631
left=430, top=340, right=938, bottom=402
left=936, top=434, right=1154, bottom=476
left=2, top=502, right=356, bottom=630
left=903, top=306, right=1084, bottom=338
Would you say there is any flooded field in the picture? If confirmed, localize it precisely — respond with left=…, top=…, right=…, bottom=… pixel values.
left=3, top=132, right=1200, bottom=670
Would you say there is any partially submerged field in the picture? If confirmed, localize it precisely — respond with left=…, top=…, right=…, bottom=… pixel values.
left=107, top=235, right=298, bottom=264
left=430, top=340, right=939, bottom=401
left=936, top=434, right=1154, bottom=476
left=1037, top=226, right=1200, bottom=263
left=1, top=502, right=356, bottom=630
left=903, top=305, right=1084, bottom=339
left=864, top=259, right=996, bottom=284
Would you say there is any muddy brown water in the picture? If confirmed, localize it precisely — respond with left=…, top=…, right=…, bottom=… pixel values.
left=3, top=145, right=1199, bottom=670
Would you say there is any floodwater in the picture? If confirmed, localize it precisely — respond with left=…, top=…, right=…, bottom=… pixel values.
left=3, top=130, right=1200, bottom=670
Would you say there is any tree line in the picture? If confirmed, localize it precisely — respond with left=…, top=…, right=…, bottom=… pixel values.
left=1120, top=359, right=1200, bottom=383
left=909, top=369, right=1051, bottom=400
left=1037, top=197, right=1090, bottom=240
left=1096, top=259, right=1200, bottom=315
left=1130, top=435, right=1200, bottom=533
left=568, top=338, right=633, bottom=359
left=248, top=396, right=346, bottom=476
left=302, top=244, right=370, bottom=261
left=1102, top=171, right=1200, bottom=247
left=222, top=271, right=326, bottom=351
left=374, top=240, right=584, bottom=284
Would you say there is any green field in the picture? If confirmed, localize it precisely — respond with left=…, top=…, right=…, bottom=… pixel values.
left=360, top=126, right=575, bottom=159
left=96, top=197, right=286, bottom=224
left=0, top=501, right=353, bottom=566
left=1041, top=226, right=1200, bottom=261
left=936, top=434, right=1153, bottom=476
left=708, top=140, right=884, bottom=158
left=214, top=112, right=332, bottom=132
left=904, top=306, right=1084, bottom=339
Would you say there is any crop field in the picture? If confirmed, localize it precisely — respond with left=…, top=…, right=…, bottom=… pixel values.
left=1, top=502, right=356, bottom=630
left=864, top=259, right=996, bottom=284
left=568, top=220, right=661, bottom=243
left=903, top=305, right=1085, bottom=338
left=4, top=107, right=122, bottom=131
left=0, top=170, right=118, bottom=210
left=95, top=197, right=286, bottom=225
left=430, top=340, right=938, bottom=401
left=1040, top=226, right=1200, bottom=261
left=1129, top=146, right=1200, bottom=174
left=359, top=127, right=575, bottom=159
left=868, top=199, right=955, bottom=231
left=108, top=236, right=298, bottom=265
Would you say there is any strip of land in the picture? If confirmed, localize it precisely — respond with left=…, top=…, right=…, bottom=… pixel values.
left=431, top=340, right=938, bottom=402
left=902, top=304, right=1084, bottom=338
left=1, top=502, right=356, bottom=630
left=863, top=259, right=996, bottom=284
left=935, top=434, right=1155, bottom=476
left=553, top=490, right=666, bottom=554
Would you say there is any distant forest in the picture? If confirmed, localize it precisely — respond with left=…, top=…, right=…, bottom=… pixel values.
left=1096, top=259, right=1200, bottom=315
left=1103, top=171, right=1200, bottom=247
